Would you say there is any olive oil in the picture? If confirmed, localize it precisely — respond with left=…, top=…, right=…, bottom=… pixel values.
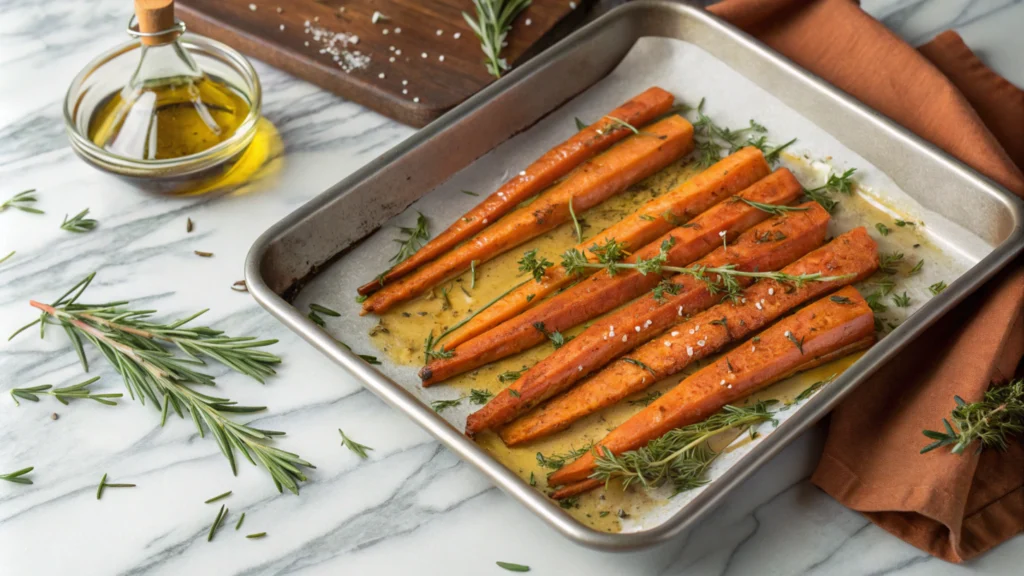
left=88, top=75, right=250, bottom=160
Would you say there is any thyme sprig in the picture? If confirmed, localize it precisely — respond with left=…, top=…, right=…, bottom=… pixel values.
left=9, top=273, right=312, bottom=494
left=462, top=0, right=532, bottom=78
left=391, top=212, right=430, bottom=264
left=803, top=168, right=857, bottom=212
left=591, top=401, right=777, bottom=493
left=424, top=278, right=531, bottom=361
left=0, top=466, right=34, bottom=485
left=1, top=189, right=43, bottom=214
left=737, top=198, right=808, bottom=216
left=921, top=379, right=1023, bottom=455
left=60, top=209, right=98, bottom=233
left=686, top=99, right=792, bottom=168
left=10, top=376, right=122, bottom=406
left=536, top=443, right=593, bottom=471
left=560, top=238, right=852, bottom=302
left=602, top=116, right=666, bottom=139
left=518, top=249, right=552, bottom=282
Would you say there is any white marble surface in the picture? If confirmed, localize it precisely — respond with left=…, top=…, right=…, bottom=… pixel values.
left=1, top=1, right=1021, bottom=575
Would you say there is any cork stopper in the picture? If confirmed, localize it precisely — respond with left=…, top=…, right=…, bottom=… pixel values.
left=134, top=0, right=178, bottom=46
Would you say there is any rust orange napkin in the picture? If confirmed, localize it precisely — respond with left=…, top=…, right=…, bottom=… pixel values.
left=707, top=0, right=1024, bottom=563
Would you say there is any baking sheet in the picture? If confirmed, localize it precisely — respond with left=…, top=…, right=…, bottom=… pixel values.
left=291, top=37, right=989, bottom=532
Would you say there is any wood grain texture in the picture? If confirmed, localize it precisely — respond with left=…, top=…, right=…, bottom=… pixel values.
left=176, top=0, right=590, bottom=126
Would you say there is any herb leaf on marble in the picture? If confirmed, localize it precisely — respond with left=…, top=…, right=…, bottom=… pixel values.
left=1, top=189, right=43, bottom=215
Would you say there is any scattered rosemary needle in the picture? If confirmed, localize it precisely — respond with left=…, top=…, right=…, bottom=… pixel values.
left=929, top=281, right=948, bottom=295
left=10, top=376, right=121, bottom=406
left=0, top=466, right=34, bottom=485
left=235, top=512, right=245, bottom=530
left=207, top=504, right=228, bottom=542
left=569, top=197, right=583, bottom=242
left=875, top=222, right=891, bottom=236
left=470, top=260, right=477, bottom=289
left=737, top=198, right=808, bottom=216
left=61, top=209, right=98, bottom=233
left=96, top=473, right=136, bottom=500
left=339, top=428, right=373, bottom=459
left=921, top=379, right=1023, bottom=455
left=194, top=250, right=214, bottom=258
left=592, top=402, right=777, bottom=493
left=574, top=117, right=587, bottom=131
left=536, top=443, right=593, bottom=470
left=430, top=388, right=494, bottom=412
left=462, top=0, right=531, bottom=78
left=310, top=303, right=340, bottom=317
left=461, top=190, right=480, bottom=196
left=186, top=218, right=194, bottom=233
left=9, top=273, right=311, bottom=494
left=1, top=189, right=43, bottom=215
left=496, top=561, right=531, bottom=572
left=205, top=490, right=232, bottom=504
left=246, top=532, right=267, bottom=539
left=0, top=251, right=13, bottom=265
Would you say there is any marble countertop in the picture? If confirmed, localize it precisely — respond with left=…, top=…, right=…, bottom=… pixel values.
left=1, top=0, right=1021, bottom=574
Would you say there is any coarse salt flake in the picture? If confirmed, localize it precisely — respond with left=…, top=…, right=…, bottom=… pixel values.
left=686, top=346, right=694, bottom=357
left=439, top=55, right=445, bottom=62
left=634, top=326, right=641, bottom=333
left=378, top=72, right=385, bottom=79
left=664, top=341, right=672, bottom=347
left=755, top=302, right=763, bottom=310
left=578, top=365, right=583, bottom=372
left=519, top=170, right=527, bottom=176
left=622, top=335, right=628, bottom=342
left=413, top=97, right=420, bottom=103
left=394, top=27, right=401, bottom=33
left=436, top=29, right=443, bottom=36
left=698, top=339, right=706, bottom=347
left=720, top=379, right=726, bottom=386
left=249, top=3, right=257, bottom=11
left=279, top=24, right=286, bottom=31
left=453, top=32, right=462, bottom=39
left=525, top=18, right=533, bottom=26
left=402, top=79, right=408, bottom=85
left=421, top=52, right=428, bottom=58
left=768, top=288, right=775, bottom=296
left=677, top=306, right=683, bottom=316
left=671, top=331, right=679, bottom=337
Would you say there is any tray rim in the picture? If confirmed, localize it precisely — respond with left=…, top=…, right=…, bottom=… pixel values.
left=245, top=0, right=1024, bottom=551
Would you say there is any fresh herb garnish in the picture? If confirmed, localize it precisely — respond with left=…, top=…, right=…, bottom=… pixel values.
left=829, top=295, right=853, bottom=305
left=533, top=321, right=571, bottom=349
left=591, top=401, right=777, bottom=493
left=803, top=168, right=856, bottom=212
left=205, top=491, right=232, bottom=504
left=509, top=389, right=521, bottom=398
left=929, top=281, right=948, bottom=295
left=470, top=260, right=477, bottom=289
left=310, top=303, right=340, bottom=317
left=10, top=376, right=120, bottom=406
left=461, top=190, right=480, bottom=196
left=908, top=259, right=924, bottom=276
left=623, top=357, right=656, bottom=376
left=628, top=390, right=662, bottom=407
left=496, top=561, right=531, bottom=572
left=194, top=250, right=214, bottom=258
left=96, top=473, right=135, bottom=500
left=499, top=367, right=527, bottom=383
left=246, top=532, right=267, bottom=539
left=603, top=116, right=666, bottom=139
left=235, top=512, right=245, bottom=530
left=865, top=291, right=888, bottom=313
left=9, top=273, right=310, bottom=494
left=391, top=212, right=430, bottom=264
left=186, top=218, right=194, bottom=233
left=1, top=189, right=43, bottom=214
left=308, top=311, right=325, bottom=326
left=737, top=198, right=808, bottom=216
left=431, top=388, right=494, bottom=412
left=892, top=292, right=911, bottom=308
left=652, top=279, right=682, bottom=303
left=568, top=197, right=583, bottom=242
left=338, top=428, right=373, bottom=459
left=895, top=219, right=915, bottom=227
left=878, top=251, right=904, bottom=275
left=536, top=443, right=593, bottom=470
left=574, top=117, right=587, bottom=131
left=921, top=379, right=1023, bottom=455
left=639, top=214, right=656, bottom=221
left=794, top=374, right=836, bottom=403
left=784, top=330, right=805, bottom=354
left=0, top=250, right=13, bottom=265
left=875, top=223, right=890, bottom=236
left=0, top=467, right=34, bottom=485
left=207, top=504, right=228, bottom=541
left=518, top=249, right=552, bottom=282
left=462, top=0, right=531, bottom=78
left=61, top=209, right=97, bottom=233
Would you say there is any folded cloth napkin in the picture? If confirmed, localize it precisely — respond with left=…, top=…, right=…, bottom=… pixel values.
left=706, top=0, right=1024, bottom=563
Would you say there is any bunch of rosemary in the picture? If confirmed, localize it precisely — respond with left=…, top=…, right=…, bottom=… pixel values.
left=462, top=0, right=532, bottom=78
left=9, top=273, right=313, bottom=494
left=592, top=401, right=777, bottom=493
left=921, top=379, right=1024, bottom=455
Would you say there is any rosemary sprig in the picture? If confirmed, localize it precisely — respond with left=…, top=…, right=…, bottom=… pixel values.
left=339, top=428, right=373, bottom=459
left=9, top=274, right=312, bottom=494
left=1, top=189, right=43, bottom=214
left=803, top=168, right=857, bottom=212
left=0, top=250, right=13, bottom=265
left=10, top=376, right=122, bottom=406
left=462, top=0, right=532, bottom=78
left=310, top=303, right=340, bottom=317
left=60, top=209, right=98, bottom=233
left=498, top=366, right=528, bottom=383
left=518, top=249, right=552, bottom=282
left=921, top=379, right=1023, bottom=455
left=536, top=443, right=593, bottom=471
left=891, top=292, right=911, bottom=308
left=591, top=401, right=777, bottom=493
left=794, top=374, right=836, bottom=403
left=0, top=466, right=34, bottom=485
left=602, top=116, right=666, bottom=140
left=622, top=357, right=656, bottom=376
left=424, top=278, right=531, bottom=361
left=431, top=388, right=494, bottom=412
left=391, top=212, right=430, bottom=264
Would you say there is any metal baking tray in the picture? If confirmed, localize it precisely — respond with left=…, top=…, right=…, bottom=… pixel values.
left=245, top=1, right=1024, bottom=550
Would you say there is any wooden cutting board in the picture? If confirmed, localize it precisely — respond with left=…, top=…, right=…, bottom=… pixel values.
left=176, top=0, right=590, bottom=127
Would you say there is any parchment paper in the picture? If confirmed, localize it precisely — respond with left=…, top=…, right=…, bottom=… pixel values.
left=294, top=37, right=989, bottom=533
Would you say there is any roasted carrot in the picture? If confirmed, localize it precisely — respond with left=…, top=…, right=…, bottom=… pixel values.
left=360, top=115, right=695, bottom=315
left=547, top=286, right=876, bottom=493
left=442, top=147, right=771, bottom=348
left=421, top=168, right=805, bottom=386
left=500, top=227, right=878, bottom=445
left=464, top=202, right=830, bottom=435
left=357, top=87, right=677, bottom=297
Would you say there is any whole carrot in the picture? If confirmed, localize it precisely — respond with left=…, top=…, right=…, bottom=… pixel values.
left=358, top=87, right=677, bottom=296
left=547, top=286, right=876, bottom=493
left=500, top=227, right=878, bottom=445
left=465, top=202, right=831, bottom=435
left=361, top=114, right=695, bottom=315
left=442, top=147, right=770, bottom=348
left=420, top=168, right=805, bottom=386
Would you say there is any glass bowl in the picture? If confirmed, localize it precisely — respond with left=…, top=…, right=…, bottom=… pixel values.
left=64, top=34, right=262, bottom=195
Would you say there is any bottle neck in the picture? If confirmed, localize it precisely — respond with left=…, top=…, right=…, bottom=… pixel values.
left=128, top=37, right=203, bottom=89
